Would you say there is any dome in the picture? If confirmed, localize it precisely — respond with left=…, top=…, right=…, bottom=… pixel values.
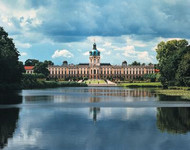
left=89, top=43, right=100, bottom=56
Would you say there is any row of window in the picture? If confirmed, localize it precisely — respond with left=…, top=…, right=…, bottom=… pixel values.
left=51, top=69, right=154, bottom=75
left=50, top=68, right=153, bottom=72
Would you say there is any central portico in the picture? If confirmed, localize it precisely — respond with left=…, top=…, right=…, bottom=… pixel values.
left=89, top=43, right=101, bottom=79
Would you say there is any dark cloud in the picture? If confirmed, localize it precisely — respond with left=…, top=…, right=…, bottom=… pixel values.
left=2, top=0, right=190, bottom=42
left=36, top=0, right=190, bottom=42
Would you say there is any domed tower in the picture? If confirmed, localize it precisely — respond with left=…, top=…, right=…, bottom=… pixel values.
left=89, top=43, right=100, bottom=67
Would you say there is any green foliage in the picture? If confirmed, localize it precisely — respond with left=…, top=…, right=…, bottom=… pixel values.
left=176, top=51, right=190, bottom=86
left=34, top=62, right=50, bottom=77
left=44, top=60, right=54, bottom=66
left=131, top=61, right=141, bottom=66
left=25, top=59, right=39, bottom=66
left=143, top=74, right=157, bottom=82
left=0, top=27, right=22, bottom=84
left=83, top=77, right=88, bottom=81
left=22, top=73, right=46, bottom=79
left=118, top=82, right=162, bottom=87
left=156, top=39, right=190, bottom=87
left=18, top=61, right=25, bottom=73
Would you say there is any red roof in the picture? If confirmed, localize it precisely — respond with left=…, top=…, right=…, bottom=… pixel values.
left=155, top=69, right=160, bottom=73
left=24, top=66, right=34, bottom=70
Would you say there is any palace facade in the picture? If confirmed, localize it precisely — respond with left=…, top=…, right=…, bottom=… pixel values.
left=48, top=43, right=155, bottom=80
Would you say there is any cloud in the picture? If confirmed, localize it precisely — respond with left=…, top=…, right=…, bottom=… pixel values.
left=52, top=49, right=74, bottom=58
left=1, top=0, right=190, bottom=65
left=1, top=0, right=190, bottom=43
left=15, top=41, right=31, bottom=49
left=83, top=51, right=89, bottom=56
left=103, top=42, right=112, bottom=47
left=20, top=52, right=28, bottom=56
left=113, top=44, right=153, bottom=63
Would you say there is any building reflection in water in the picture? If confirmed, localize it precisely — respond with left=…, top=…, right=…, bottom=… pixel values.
left=88, top=88, right=155, bottom=98
left=24, top=88, right=155, bottom=104
left=89, top=97, right=100, bottom=122
left=157, top=107, right=190, bottom=134
left=0, top=108, right=20, bottom=149
left=90, top=107, right=100, bottom=122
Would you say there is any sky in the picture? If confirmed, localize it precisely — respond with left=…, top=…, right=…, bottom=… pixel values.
left=0, top=0, right=190, bottom=65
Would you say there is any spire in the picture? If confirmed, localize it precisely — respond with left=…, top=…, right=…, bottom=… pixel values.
left=93, top=42, right=97, bottom=50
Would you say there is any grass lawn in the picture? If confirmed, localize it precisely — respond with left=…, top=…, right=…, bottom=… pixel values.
left=155, top=89, right=190, bottom=100
left=118, top=82, right=162, bottom=87
left=84, top=80, right=106, bottom=84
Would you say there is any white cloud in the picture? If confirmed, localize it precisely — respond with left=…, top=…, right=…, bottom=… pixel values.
left=83, top=51, right=89, bottom=56
left=52, top=49, right=74, bottom=58
left=20, top=52, right=27, bottom=56
left=136, top=51, right=153, bottom=62
left=126, top=37, right=147, bottom=47
left=104, top=51, right=111, bottom=55
left=98, top=48, right=105, bottom=52
left=15, top=41, right=31, bottom=49
left=118, top=45, right=153, bottom=63
left=103, top=42, right=112, bottom=47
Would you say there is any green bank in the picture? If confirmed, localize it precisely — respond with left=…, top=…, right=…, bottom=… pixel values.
left=118, top=82, right=162, bottom=87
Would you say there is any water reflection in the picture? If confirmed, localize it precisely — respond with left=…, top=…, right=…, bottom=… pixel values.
left=88, top=88, right=155, bottom=97
left=89, top=97, right=101, bottom=122
left=23, top=87, right=156, bottom=103
left=90, top=107, right=100, bottom=122
left=0, top=108, right=20, bottom=149
left=0, top=91, right=22, bottom=104
left=157, top=107, right=190, bottom=134
left=158, top=94, right=188, bottom=101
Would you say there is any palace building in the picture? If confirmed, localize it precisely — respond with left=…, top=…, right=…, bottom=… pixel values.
left=48, top=43, right=155, bottom=80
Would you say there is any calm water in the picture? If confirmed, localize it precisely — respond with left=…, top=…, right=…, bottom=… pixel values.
left=1, top=87, right=190, bottom=150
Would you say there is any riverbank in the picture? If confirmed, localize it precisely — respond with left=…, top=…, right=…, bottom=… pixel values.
left=155, top=88, right=190, bottom=100
left=118, top=82, right=162, bottom=87
left=0, top=81, right=87, bottom=90
left=22, top=81, right=88, bottom=89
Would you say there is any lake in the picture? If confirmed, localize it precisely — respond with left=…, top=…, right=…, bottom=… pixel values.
left=1, top=87, right=190, bottom=150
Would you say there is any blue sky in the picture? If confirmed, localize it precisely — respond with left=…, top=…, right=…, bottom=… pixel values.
left=0, top=0, right=190, bottom=65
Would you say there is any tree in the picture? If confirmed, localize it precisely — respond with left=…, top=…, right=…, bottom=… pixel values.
left=156, top=39, right=189, bottom=87
left=176, top=51, right=190, bottom=86
left=148, top=63, right=153, bottom=66
left=131, top=61, right=141, bottom=66
left=18, top=61, right=25, bottom=73
left=44, top=60, right=54, bottom=66
left=34, top=62, right=50, bottom=77
left=25, top=59, right=39, bottom=66
left=0, top=27, right=22, bottom=84
left=143, top=74, right=157, bottom=82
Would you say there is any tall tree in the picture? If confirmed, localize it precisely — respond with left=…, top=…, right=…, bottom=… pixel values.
left=34, top=62, right=50, bottom=77
left=0, top=27, right=22, bottom=84
left=44, top=60, right=54, bottom=66
left=25, top=59, right=39, bottom=66
left=176, top=50, right=190, bottom=86
left=156, top=39, right=189, bottom=87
